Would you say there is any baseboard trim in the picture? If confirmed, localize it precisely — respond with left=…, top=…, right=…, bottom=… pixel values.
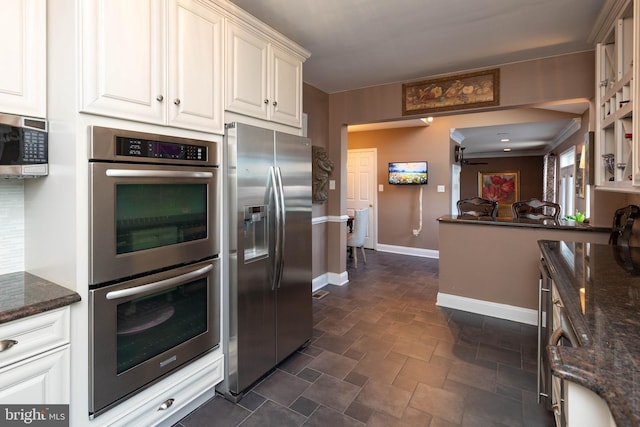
left=436, top=292, right=538, bottom=326
left=313, top=271, right=349, bottom=292
left=376, top=244, right=439, bottom=259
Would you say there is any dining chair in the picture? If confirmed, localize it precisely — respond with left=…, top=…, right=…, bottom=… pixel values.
left=511, top=199, right=560, bottom=222
left=456, top=197, right=498, bottom=218
left=609, top=204, right=640, bottom=247
left=347, top=208, right=368, bottom=268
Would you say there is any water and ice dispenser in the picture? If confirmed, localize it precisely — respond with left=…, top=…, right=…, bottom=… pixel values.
left=243, top=205, right=268, bottom=262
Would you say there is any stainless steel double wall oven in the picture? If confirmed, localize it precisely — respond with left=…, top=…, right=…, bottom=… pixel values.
left=88, top=126, right=220, bottom=418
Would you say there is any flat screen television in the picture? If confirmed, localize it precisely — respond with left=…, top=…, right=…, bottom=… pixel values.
left=388, top=161, right=428, bottom=185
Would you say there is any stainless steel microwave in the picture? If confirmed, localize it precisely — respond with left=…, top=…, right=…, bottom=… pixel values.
left=0, top=112, right=48, bottom=178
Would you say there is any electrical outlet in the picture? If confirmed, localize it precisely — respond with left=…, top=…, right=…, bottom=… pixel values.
left=329, top=180, right=335, bottom=190
left=412, top=229, right=419, bottom=236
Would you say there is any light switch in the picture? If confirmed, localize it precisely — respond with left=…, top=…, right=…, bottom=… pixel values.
left=378, top=184, right=384, bottom=192
left=329, top=180, right=336, bottom=190
left=437, top=185, right=445, bottom=193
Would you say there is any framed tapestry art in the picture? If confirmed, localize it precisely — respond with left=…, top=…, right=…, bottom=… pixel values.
left=402, top=69, right=499, bottom=115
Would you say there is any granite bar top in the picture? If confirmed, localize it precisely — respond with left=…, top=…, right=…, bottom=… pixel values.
left=0, top=271, right=81, bottom=325
left=539, top=240, right=640, bottom=427
left=438, top=214, right=611, bottom=232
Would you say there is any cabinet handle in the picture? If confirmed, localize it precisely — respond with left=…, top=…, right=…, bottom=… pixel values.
left=157, top=398, right=174, bottom=411
left=272, top=100, right=278, bottom=107
left=552, top=403, right=560, bottom=415
left=156, top=95, right=164, bottom=102
left=553, top=298, right=563, bottom=307
left=264, top=99, right=269, bottom=105
left=174, top=99, right=181, bottom=106
left=0, top=339, right=18, bottom=352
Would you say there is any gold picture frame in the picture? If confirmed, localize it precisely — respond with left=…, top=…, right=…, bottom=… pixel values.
left=402, top=69, right=499, bottom=115
left=478, top=171, right=519, bottom=217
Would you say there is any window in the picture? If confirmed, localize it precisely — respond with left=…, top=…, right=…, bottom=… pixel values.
left=558, top=147, right=576, bottom=218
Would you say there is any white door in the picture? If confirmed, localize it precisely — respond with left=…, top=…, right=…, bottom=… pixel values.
left=451, top=163, right=461, bottom=214
left=347, top=149, right=377, bottom=249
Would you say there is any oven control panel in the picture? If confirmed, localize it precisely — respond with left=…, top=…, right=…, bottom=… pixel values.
left=116, top=137, right=207, bottom=161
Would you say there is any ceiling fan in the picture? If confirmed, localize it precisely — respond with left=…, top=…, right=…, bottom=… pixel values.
left=455, top=146, right=488, bottom=166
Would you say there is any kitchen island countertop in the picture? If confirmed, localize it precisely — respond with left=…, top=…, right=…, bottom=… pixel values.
left=438, top=214, right=611, bottom=232
left=539, top=240, right=640, bottom=427
left=0, top=271, right=80, bottom=325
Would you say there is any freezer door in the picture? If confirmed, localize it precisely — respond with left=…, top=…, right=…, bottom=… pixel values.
left=275, top=131, right=312, bottom=363
left=230, top=123, right=277, bottom=392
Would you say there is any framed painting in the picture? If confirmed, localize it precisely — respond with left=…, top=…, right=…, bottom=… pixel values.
left=478, top=171, right=519, bottom=217
left=402, top=69, right=499, bottom=115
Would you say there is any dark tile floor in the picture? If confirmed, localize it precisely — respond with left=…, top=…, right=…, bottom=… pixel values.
left=175, top=250, right=554, bottom=427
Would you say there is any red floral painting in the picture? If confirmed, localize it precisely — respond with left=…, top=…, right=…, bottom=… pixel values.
left=478, top=172, right=519, bottom=216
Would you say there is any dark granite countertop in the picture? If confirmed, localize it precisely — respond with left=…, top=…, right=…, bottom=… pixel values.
left=438, top=214, right=611, bottom=232
left=539, top=240, right=640, bottom=427
left=0, top=271, right=81, bottom=325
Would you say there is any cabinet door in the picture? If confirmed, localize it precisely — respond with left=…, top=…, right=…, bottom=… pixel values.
left=225, top=22, right=269, bottom=120
left=81, top=0, right=166, bottom=124
left=168, top=0, right=224, bottom=134
left=0, top=0, right=46, bottom=118
left=0, top=346, right=70, bottom=404
left=270, top=45, right=303, bottom=128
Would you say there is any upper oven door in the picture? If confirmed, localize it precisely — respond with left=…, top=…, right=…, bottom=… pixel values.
left=89, top=162, right=219, bottom=285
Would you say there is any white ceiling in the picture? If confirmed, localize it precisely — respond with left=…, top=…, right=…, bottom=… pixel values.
left=229, top=0, right=605, bottom=157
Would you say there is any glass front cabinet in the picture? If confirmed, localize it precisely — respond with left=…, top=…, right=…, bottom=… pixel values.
left=594, top=0, right=640, bottom=190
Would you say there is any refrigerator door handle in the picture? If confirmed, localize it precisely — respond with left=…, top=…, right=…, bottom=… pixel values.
left=275, top=167, right=286, bottom=289
left=270, top=166, right=283, bottom=291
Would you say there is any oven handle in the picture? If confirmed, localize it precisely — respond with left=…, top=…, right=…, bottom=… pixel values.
left=106, top=264, right=214, bottom=300
left=105, top=169, right=214, bottom=179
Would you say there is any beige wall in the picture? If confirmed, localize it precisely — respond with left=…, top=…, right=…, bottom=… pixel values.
left=439, top=221, right=610, bottom=310
left=460, top=156, right=544, bottom=207
left=304, top=51, right=597, bottom=277
left=303, top=83, right=330, bottom=279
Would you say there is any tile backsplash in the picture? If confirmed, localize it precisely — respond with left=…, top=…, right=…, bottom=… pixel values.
left=0, top=181, right=24, bottom=274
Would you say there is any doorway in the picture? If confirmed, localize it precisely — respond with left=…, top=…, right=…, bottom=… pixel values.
left=346, top=148, right=377, bottom=249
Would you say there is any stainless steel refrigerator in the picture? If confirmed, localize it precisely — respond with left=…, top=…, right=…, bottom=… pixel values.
left=219, top=122, right=312, bottom=400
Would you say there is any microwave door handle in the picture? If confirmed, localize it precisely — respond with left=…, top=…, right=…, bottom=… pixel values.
left=106, top=264, right=213, bottom=300
left=105, top=169, right=214, bottom=179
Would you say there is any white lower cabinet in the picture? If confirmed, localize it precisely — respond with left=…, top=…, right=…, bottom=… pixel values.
left=0, top=307, right=71, bottom=404
left=98, top=351, right=224, bottom=427
left=566, top=381, right=616, bottom=427
left=0, top=346, right=70, bottom=404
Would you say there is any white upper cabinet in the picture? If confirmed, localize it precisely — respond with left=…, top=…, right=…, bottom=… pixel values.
left=225, top=21, right=305, bottom=128
left=81, top=0, right=224, bottom=134
left=0, top=0, right=46, bottom=118
left=168, top=0, right=223, bottom=132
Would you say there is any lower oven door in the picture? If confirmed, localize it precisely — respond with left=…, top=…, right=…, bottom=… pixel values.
left=89, top=258, right=220, bottom=417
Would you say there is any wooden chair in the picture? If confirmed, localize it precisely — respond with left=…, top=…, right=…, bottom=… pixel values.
left=609, top=204, right=640, bottom=247
left=347, top=208, right=368, bottom=268
left=511, top=199, right=560, bottom=222
left=456, top=197, right=498, bottom=218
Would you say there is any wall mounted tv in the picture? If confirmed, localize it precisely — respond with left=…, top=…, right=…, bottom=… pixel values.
left=388, top=161, right=428, bottom=185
